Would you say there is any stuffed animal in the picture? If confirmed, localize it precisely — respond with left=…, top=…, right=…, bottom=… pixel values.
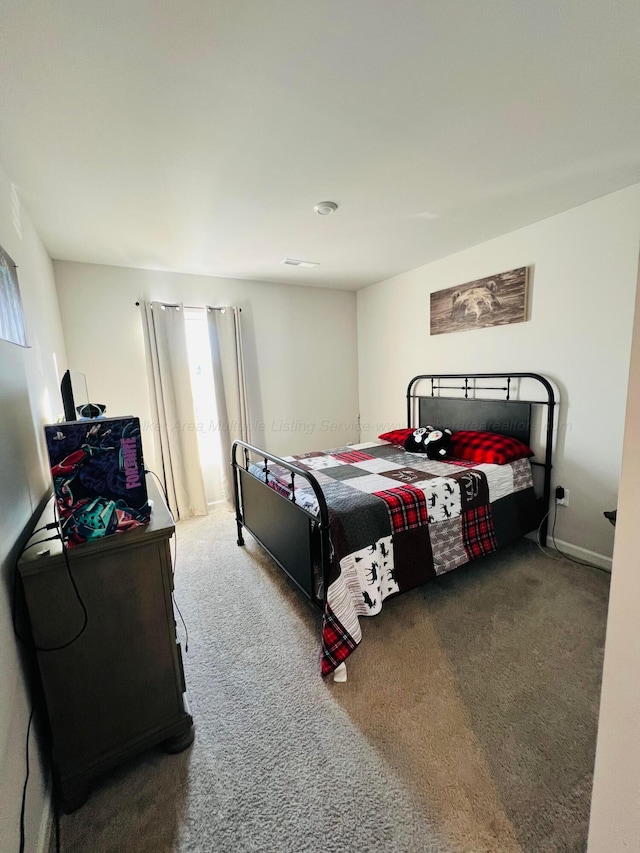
left=404, top=425, right=452, bottom=459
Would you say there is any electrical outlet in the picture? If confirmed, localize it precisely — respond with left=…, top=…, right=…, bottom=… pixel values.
left=556, top=488, right=569, bottom=507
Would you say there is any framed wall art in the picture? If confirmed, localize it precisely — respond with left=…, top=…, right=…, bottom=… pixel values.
left=430, top=266, right=529, bottom=336
left=0, top=244, right=27, bottom=347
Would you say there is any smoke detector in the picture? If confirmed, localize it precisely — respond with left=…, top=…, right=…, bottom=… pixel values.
left=314, top=201, right=338, bottom=216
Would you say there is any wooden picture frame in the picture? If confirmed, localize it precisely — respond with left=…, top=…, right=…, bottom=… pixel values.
left=430, top=266, right=529, bottom=336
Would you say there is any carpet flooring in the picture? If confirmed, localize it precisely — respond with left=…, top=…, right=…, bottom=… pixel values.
left=54, top=508, right=610, bottom=853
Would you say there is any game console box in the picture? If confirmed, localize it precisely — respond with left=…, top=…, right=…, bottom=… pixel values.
left=44, top=416, right=151, bottom=548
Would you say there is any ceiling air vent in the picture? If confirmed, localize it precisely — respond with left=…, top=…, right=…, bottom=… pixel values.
left=281, top=258, right=319, bottom=268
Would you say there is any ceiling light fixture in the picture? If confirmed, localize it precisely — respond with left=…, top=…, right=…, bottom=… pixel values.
left=281, top=258, right=319, bottom=268
left=314, top=201, right=338, bottom=216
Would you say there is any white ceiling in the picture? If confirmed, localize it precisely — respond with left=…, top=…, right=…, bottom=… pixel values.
left=1, top=0, right=639, bottom=291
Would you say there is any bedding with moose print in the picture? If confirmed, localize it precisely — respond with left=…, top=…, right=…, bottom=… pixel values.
left=249, top=439, right=539, bottom=675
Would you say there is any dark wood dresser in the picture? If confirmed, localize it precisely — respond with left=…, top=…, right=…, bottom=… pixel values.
left=18, top=476, right=194, bottom=812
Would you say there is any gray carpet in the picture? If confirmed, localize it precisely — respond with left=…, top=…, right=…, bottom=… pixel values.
left=55, top=508, right=609, bottom=853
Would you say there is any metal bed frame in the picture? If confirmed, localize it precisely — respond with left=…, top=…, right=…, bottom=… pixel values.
left=232, top=372, right=556, bottom=612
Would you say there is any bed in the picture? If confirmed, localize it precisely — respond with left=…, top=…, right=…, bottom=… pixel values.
left=231, top=372, right=556, bottom=678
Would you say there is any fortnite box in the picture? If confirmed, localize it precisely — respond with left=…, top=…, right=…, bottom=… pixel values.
left=44, top=417, right=151, bottom=548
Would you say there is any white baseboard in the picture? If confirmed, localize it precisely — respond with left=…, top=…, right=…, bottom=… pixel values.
left=524, top=532, right=612, bottom=572
left=550, top=538, right=612, bottom=572
left=36, top=779, right=53, bottom=853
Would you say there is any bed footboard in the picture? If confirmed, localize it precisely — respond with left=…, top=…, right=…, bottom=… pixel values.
left=231, top=441, right=331, bottom=607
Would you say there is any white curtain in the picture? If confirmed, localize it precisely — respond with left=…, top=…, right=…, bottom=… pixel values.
left=207, top=307, right=249, bottom=507
left=141, top=301, right=208, bottom=519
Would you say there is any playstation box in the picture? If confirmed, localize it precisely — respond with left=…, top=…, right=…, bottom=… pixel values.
left=44, top=416, right=151, bottom=548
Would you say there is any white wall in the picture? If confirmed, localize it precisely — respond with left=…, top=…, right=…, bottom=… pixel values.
left=53, top=261, right=360, bottom=472
left=358, top=185, right=640, bottom=561
left=587, top=259, right=640, bottom=851
left=0, top=161, right=68, bottom=851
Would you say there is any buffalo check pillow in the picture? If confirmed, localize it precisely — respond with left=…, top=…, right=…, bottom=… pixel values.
left=449, top=430, right=534, bottom=465
left=378, top=428, right=414, bottom=446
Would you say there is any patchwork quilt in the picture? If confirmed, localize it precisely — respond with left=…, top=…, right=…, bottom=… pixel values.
left=250, top=441, right=539, bottom=675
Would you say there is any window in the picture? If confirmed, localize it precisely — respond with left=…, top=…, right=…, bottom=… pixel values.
left=184, top=309, right=224, bottom=504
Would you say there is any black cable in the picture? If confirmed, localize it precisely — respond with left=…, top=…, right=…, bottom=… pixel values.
left=145, top=468, right=190, bottom=652
left=535, top=508, right=561, bottom=561
left=145, top=469, right=172, bottom=519
left=548, top=499, right=612, bottom=574
left=30, top=521, right=59, bottom=538
left=29, top=497, right=56, bottom=538
left=19, top=534, right=61, bottom=553
left=12, top=535, right=62, bottom=642
left=171, top=533, right=189, bottom=652
left=49, top=542, right=90, bottom=650
left=13, top=525, right=89, bottom=652
left=19, top=707, right=35, bottom=853
left=172, top=593, right=189, bottom=653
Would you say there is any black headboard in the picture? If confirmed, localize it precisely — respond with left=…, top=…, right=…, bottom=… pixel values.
left=407, top=372, right=556, bottom=545
left=418, top=397, right=532, bottom=444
